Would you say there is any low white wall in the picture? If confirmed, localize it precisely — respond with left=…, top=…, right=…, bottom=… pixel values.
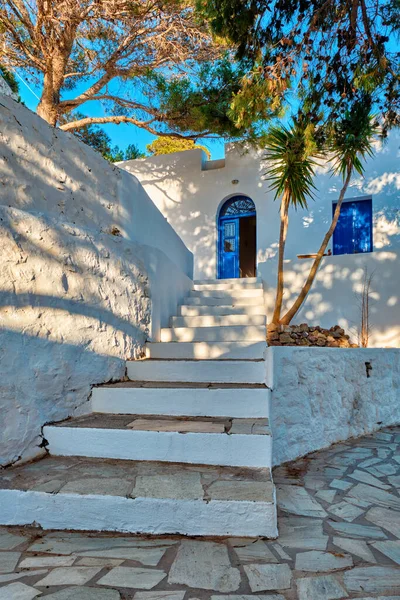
left=260, top=250, right=400, bottom=347
left=0, top=93, right=193, bottom=279
left=268, top=346, right=400, bottom=466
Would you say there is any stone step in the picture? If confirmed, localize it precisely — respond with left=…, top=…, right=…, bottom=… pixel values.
left=191, top=289, right=264, bottom=299
left=179, top=304, right=266, bottom=316
left=195, top=277, right=261, bottom=286
left=160, top=325, right=266, bottom=342
left=145, top=341, right=267, bottom=360
left=127, top=359, right=266, bottom=383
left=184, top=295, right=263, bottom=306
left=193, top=282, right=263, bottom=292
left=178, top=304, right=266, bottom=317
left=92, top=383, right=270, bottom=418
left=170, top=314, right=266, bottom=328
left=44, top=415, right=272, bottom=468
left=0, top=455, right=277, bottom=536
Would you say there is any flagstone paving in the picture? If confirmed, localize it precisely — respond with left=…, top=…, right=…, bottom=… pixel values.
left=1, top=427, right=400, bottom=599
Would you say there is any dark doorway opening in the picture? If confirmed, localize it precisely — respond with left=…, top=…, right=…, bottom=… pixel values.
left=239, top=215, right=256, bottom=277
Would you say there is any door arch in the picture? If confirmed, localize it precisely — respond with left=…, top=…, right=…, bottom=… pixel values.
left=218, top=195, right=257, bottom=279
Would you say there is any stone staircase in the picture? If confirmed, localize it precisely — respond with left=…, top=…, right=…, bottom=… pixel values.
left=0, top=278, right=277, bottom=538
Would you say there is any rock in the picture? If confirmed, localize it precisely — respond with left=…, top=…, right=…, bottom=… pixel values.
left=168, top=540, right=241, bottom=592
left=97, top=567, right=167, bottom=589
left=277, top=485, right=327, bottom=518
left=0, top=552, right=21, bottom=574
left=35, top=567, right=102, bottom=587
left=295, top=550, right=353, bottom=572
left=244, top=563, right=292, bottom=592
left=280, top=334, right=293, bottom=344
left=42, top=588, right=121, bottom=600
left=332, top=537, right=376, bottom=563
left=296, top=574, right=348, bottom=600
left=0, top=583, right=42, bottom=600
left=344, top=566, right=400, bottom=593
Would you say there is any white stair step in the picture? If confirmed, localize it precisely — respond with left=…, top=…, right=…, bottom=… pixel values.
left=43, top=415, right=272, bottom=468
left=194, top=282, right=263, bottom=292
left=179, top=304, right=266, bottom=316
left=191, top=289, right=264, bottom=299
left=171, top=314, right=266, bottom=328
left=145, top=341, right=267, bottom=360
left=161, top=325, right=266, bottom=342
left=184, top=295, right=263, bottom=306
left=195, top=277, right=260, bottom=286
left=0, top=455, right=277, bottom=537
left=92, top=384, right=270, bottom=418
left=127, top=359, right=266, bottom=383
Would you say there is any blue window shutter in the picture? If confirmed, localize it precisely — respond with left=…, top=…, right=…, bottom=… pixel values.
left=333, top=199, right=373, bottom=255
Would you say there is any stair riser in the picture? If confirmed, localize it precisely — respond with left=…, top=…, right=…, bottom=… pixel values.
left=161, top=326, right=266, bottom=342
left=184, top=296, right=263, bottom=306
left=145, top=341, right=266, bottom=360
left=0, top=489, right=277, bottom=537
left=191, top=289, right=264, bottom=299
left=195, top=277, right=260, bottom=286
left=92, top=387, right=270, bottom=418
left=171, top=315, right=266, bottom=328
left=44, top=427, right=272, bottom=468
left=194, top=283, right=263, bottom=292
left=127, top=360, right=267, bottom=384
left=179, top=305, right=266, bottom=316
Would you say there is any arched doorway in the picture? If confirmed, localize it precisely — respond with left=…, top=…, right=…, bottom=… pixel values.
left=218, top=195, right=257, bottom=279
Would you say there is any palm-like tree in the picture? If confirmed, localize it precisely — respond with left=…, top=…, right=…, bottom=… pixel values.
left=280, top=101, right=378, bottom=325
left=264, top=118, right=321, bottom=323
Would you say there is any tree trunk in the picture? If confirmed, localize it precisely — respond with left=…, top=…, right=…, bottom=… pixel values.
left=37, top=69, right=59, bottom=126
left=272, top=189, right=290, bottom=323
left=280, top=166, right=353, bottom=325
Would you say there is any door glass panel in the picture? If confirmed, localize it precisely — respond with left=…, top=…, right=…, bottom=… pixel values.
left=224, top=222, right=235, bottom=238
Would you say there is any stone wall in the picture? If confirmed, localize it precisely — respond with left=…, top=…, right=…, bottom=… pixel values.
left=0, top=207, right=153, bottom=467
left=268, top=346, right=400, bottom=466
left=267, top=323, right=358, bottom=347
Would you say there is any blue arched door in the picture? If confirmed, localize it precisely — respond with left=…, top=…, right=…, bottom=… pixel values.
left=218, top=196, right=256, bottom=279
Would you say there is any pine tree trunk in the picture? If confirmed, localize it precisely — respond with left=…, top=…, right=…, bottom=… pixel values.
left=37, top=71, right=59, bottom=126
left=272, top=189, right=290, bottom=324
left=280, top=167, right=353, bottom=325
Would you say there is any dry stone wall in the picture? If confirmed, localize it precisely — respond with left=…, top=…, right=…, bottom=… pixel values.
left=0, top=206, right=151, bottom=467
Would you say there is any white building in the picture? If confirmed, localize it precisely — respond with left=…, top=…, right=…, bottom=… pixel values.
left=121, top=136, right=400, bottom=348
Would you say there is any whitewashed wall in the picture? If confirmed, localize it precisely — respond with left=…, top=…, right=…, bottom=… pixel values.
left=0, top=94, right=193, bottom=280
left=123, top=136, right=400, bottom=347
left=0, top=94, right=194, bottom=466
left=267, top=346, right=400, bottom=466
left=0, top=207, right=150, bottom=466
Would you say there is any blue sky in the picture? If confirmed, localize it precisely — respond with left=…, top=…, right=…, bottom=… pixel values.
left=17, top=73, right=226, bottom=160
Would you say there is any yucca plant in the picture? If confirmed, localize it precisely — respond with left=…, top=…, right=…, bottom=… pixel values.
left=280, top=100, right=379, bottom=325
left=264, top=118, right=321, bottom=323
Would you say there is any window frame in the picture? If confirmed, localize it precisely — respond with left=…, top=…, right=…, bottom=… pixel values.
left=332, top=195, right=373, bottom=256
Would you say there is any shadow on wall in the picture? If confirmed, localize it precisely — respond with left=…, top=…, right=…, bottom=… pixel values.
left=259, top=250, right=399, bottom=347
left=0, top=206, right=151, bottom=467
left=0, top=95, right=193, bottom=279
left=122, top=150, right=228, bottom=279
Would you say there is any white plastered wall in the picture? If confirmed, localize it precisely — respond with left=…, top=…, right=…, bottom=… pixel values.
left=0, top=93, right=194, bottom=465
left=268, top=346, right=400, bottom=465
left=122, top=134, right=400, bottom=347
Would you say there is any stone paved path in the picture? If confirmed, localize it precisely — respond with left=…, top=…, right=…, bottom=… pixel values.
left=1, top=427, right=400, bottom=599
